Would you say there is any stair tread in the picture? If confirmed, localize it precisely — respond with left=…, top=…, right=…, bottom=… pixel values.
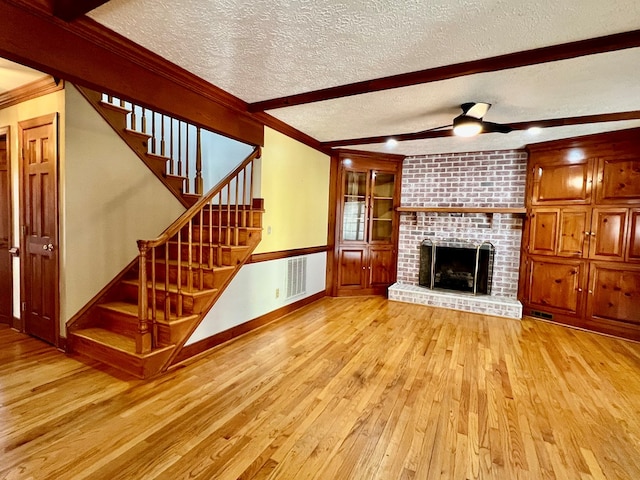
left=124, top=128, right=151, bottom=140
left=70, top=327, right=174, bottom=356
left=97, top=301, right=199, bottom=322
left=99, top=100, right=129, bottom=114
left=146, top=151, right=171, bottom=162
left=121, top=278, right=218, bottom=297
left=150, top=259, right=236, bottom=272
left=166, top=240, right=249, bottom=250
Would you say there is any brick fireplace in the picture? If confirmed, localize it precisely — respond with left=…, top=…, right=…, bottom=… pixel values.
left=388, top=150, right=527, bottom=319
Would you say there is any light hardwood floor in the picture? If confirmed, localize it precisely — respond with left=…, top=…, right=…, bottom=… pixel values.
left=2, top=297, right=640, bottom=479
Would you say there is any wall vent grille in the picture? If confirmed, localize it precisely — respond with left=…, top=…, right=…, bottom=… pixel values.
left=286, top=257, right=307, bottom=299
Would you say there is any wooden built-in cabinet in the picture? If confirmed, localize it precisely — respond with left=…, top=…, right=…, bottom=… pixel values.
left=331, top=150, right=403, bottom=296
left=521, top=128, right=640, bottom=340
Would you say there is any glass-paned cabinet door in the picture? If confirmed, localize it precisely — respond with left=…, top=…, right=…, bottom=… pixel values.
left=342, top=171, right=367, bottom=241
left=371, top=172, right=395, bottom=241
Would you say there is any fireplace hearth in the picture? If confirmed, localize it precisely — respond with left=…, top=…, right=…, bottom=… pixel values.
left=419, top=239, right=494, bottom=295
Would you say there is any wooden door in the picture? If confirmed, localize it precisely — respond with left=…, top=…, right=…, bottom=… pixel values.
left=595, top=156, right=640, bottom=204
left=0, top=128, right=11, bottom=325
left=369, top=246, right=394, bottom=288
left=337, top=247, right=366, bottom=292
left=558, top=208, right=590, bottom=257
left=531, top=158, right=593, bottom=206
left=20, top=114, right=58, bottom=345
left=587, top=263, right=640, bottom=337
left=589, top=207, right=628, bottom=261
left=529, top=209, right=558, bottom=255
left=627, top=208, right=640, bottom=263
left=527, top=258, right=586, bottom=316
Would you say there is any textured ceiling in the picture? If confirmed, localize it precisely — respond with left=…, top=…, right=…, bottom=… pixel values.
left=87, top=0, right=640, bottom=155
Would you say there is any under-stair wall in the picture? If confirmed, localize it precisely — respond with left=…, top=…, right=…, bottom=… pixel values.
left=62, top=84, right=185, bottom=334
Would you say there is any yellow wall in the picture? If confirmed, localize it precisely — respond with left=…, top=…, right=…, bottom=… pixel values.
left=255, top=127, right=330, bottom=253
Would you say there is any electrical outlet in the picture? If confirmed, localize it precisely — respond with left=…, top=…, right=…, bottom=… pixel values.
left=275, top=288, right=280, bottom=298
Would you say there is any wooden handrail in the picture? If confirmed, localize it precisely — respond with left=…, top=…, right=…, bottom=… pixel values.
left=138, top=146, right=261, bottom=250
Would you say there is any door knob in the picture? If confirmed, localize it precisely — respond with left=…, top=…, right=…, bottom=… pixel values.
left=43, top=243, right=54, bottom=252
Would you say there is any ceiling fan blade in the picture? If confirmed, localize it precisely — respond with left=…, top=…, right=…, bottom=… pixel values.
left=481, top=121, right=513, bottom=134
left=410, top=123, right=452, bottom=136
left=462, top=102, right=491, bottom=119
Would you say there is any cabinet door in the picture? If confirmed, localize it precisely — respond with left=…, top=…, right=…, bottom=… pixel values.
left=341, top=170, right=368, bottom=242
left=337, top=247, right=366, bottom=289
left=587, top=263, right=640, bottom=327
left=596, top=156, right=640, bottom=204
left=370, top=171, right=395, bottom=243
left=369, top=246, right=395, bottom=287
left=627, top=208, right=640, bottom=263
left=529, top=209, right=558, bottom=255
left=589, top=208, right=628, bottom=261
left=558, top=208, right=590, bottom=257
left=527, top=258, right=586, bottom=316
left=531, top=160, right=593, bottom=205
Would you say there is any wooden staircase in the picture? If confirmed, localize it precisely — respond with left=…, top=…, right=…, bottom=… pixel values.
left=67, top=88, right=264, bottom=378
left=76, top=86, right=202, bottom=207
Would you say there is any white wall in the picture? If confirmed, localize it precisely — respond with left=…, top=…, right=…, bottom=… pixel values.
left=187, top=252, right=326, bottom=344
left=62, top=84, right=185, bottom=332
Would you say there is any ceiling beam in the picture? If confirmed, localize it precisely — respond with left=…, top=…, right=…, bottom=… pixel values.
left=51, top=0, right=111, bottom=21
left=249, top=29, right=640, bottom=112
left=321, top=111, right=640, bottom=148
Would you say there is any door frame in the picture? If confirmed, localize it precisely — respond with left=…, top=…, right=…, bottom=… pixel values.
left=0, top=125, right=12, bottom=326
left=18, top=113, right=60, bottom=346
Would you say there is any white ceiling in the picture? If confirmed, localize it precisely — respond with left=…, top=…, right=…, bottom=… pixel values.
left=0, top=58, right=49, bottom=94
left=85, top=1, right=640, bottom=154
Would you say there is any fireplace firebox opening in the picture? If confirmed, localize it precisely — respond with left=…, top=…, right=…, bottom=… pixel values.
left=419, top=239, right=495, bottom=295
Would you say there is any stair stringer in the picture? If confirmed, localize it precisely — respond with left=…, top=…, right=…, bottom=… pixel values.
left=74, top=84, right=193, bottom=208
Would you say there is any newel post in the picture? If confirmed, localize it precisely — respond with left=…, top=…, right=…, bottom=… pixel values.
left=195, top=127, right=203, bottom=195
left=136, top=240, right=152, bottom=354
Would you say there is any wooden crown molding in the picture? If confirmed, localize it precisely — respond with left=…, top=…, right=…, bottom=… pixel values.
left=0, top=0, right=264, bottom=146
left=249, top=29, right=640, bottom=112
left=525, top=125, right=640, bottom=152
left=0, top=76, right=63, bottom=110
left=322, top=110, right=640, bottom=148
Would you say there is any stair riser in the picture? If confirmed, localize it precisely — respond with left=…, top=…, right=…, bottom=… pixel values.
left=147, top=263, right=233, bottom=290
left=177, top=225, right=255, bottom=245
left=157, top=318, right=198, bottom=346
left=159, top=243, right=248, bottom=267
left=99, top=104, right=128, bottom=131
left=97, top=307, right=138, bottom=337
left=68, top=333, right=146, bottom=378
left=193, top=210, right=262, bottom=228
left=120, top=282, right=210, bottom=315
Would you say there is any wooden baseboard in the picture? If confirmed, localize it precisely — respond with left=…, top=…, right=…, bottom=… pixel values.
left=12, top=316, right=22, bottom=332
left=58, top=335, right=67, bottom=352
left=172, top=291, right=326, bottom=365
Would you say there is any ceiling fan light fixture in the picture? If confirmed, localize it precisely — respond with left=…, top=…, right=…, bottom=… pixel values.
left=453, top=115, right=483, bottom=137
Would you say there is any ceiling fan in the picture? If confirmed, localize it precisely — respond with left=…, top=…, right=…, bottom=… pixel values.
left=452, top=102, right=513, bottom=137
left=321, top=104, right=640, bottom=148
